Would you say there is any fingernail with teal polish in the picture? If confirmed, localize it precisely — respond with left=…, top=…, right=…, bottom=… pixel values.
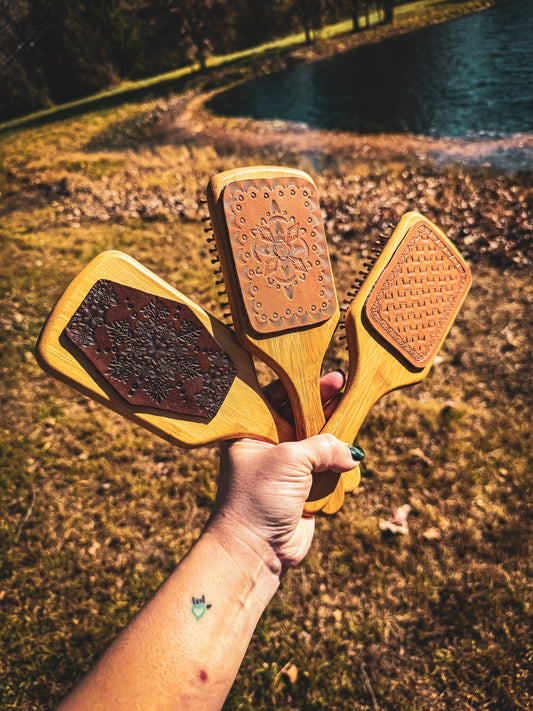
left=349, top=445, right=365, bottom=461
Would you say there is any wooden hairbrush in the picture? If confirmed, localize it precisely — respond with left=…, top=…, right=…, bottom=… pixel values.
left=305, top=211, right=472, bottom=515
left=206, top=166, right=339, bottom=440
left=36, top=251, right=294, bottom=448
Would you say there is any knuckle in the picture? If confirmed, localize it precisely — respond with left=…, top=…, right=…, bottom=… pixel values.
left=276, top=441, right=300, bottom=460
left=320, top=433, right=339, bottom=456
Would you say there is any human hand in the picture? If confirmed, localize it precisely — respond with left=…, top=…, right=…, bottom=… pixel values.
left=207, top=372, right=363, bottom=575
left=261, top=368, right=347, bottom=425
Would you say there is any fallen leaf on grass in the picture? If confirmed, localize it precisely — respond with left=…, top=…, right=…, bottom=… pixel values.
left=281, top=662, right=298, bottom=684
left=422, top=527, right=442, bottom=541
left=87, top=540, right=101, bottom=556
left=379, top=504, right=411, bottom=535
left=298, top=630, right=312, bottom=649
left=409, top=448, right=434, bottom=467
left=502, top=326, right=519, bottom=347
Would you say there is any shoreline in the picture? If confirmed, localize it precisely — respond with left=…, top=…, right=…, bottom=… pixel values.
left=154, top=86, right=533, bottom=175
left=149, top=0, right=531, bottom=175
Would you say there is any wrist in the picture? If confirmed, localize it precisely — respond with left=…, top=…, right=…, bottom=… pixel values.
left=204, top=512, right=282, bottom=600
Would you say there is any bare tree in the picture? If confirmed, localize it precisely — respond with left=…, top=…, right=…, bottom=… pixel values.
left=384, top=0, right=394, bottom=24
left=350, top=0, right=362, bottom=32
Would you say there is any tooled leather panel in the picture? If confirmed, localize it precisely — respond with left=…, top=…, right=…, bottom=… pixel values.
left=364, top=221, right=471, bottom=367
left=222, top=177, right=337, bottom=335
left=65, top=280, right=236, bottom=419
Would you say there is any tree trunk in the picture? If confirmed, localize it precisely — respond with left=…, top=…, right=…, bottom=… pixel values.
left=298, top=0, right=313, bottom=45
left=384, top=0, right=394, bottom=24
left=351, top=0, right=361, bottom=33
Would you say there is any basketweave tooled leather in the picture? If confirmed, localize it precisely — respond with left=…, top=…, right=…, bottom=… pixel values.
left=65, top=280, right=237, bottom=419
left=222, top=177, right=337, bottom=335
left=364, top=221, right=471, bottom=368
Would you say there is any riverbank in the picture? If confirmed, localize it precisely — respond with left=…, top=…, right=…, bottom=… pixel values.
left=155, top=85, right=533, bottom=174
left=153, top=0, right=531, bottom=174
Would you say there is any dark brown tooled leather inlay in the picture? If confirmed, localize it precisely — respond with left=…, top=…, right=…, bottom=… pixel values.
left=222, top=177, right=337, bottom=335
left=65, top=280, right=237, bottom=419
left=364, top=222, right=471, bottom=368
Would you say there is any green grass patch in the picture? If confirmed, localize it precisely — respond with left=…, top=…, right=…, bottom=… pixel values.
left=59, top=158, right=125, bottom=180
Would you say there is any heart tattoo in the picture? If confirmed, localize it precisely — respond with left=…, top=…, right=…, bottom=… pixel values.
left=191, top=595, right=212, bottom=620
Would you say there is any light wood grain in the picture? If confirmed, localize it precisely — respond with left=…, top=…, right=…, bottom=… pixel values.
left=36, top=251, right=294, bottom=448
left=207, top=166, right=339, bottom=440
left=305, top=212, right=472, bottom=514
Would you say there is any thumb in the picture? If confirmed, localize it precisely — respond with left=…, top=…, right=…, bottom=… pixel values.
left=292, top=433, right=364, bottom=474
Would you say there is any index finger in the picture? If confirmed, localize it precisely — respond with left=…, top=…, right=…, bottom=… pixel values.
left=263, top=370, right=346, bottom=421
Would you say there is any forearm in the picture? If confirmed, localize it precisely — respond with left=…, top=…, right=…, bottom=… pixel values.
left=55, top=424, right=360, bottom=711
left=57, top=519, right=280, bottom=711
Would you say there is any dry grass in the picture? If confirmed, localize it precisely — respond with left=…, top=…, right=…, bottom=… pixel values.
left=1, top=31, right=532, bottom=711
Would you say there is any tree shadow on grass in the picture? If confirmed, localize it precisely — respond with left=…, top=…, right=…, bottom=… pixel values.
left=0, top=70, right=200, bottom=139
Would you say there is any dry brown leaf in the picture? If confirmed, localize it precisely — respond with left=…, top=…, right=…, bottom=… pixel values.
left=87, top=540, right=101, bottom=556
left=281, top=662, right=298, bottom=684
left=409, top=448, right=434, bottom=467
left=379, top=504, right=412, bottom=535
left=422, top=527, right=442, bottom=541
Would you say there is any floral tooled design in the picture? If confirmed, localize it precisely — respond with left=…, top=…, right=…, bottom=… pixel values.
left=251, top=200, right=309, bottom=300
left=65, top=280, right=236, bottom=419
left=67, top=281, right=118, bottom=347
left=224, top=177, right=337, bottom=335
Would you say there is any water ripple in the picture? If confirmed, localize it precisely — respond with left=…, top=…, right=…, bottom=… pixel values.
left=208, top=0, right=533, bottom=142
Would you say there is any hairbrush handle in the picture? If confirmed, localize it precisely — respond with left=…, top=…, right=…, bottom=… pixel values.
left=254, top=327, right=332, bottom=437
left=36, top=251, right=294, bottom=448
left=305, top=212, right=472, bottom=514
left=304, top=340, right=397, bottom=515
left=206, top=166, right=339, bottom=440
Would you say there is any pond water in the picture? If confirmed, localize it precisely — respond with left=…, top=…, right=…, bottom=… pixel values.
left=208, top=0, right=533, bottom=139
